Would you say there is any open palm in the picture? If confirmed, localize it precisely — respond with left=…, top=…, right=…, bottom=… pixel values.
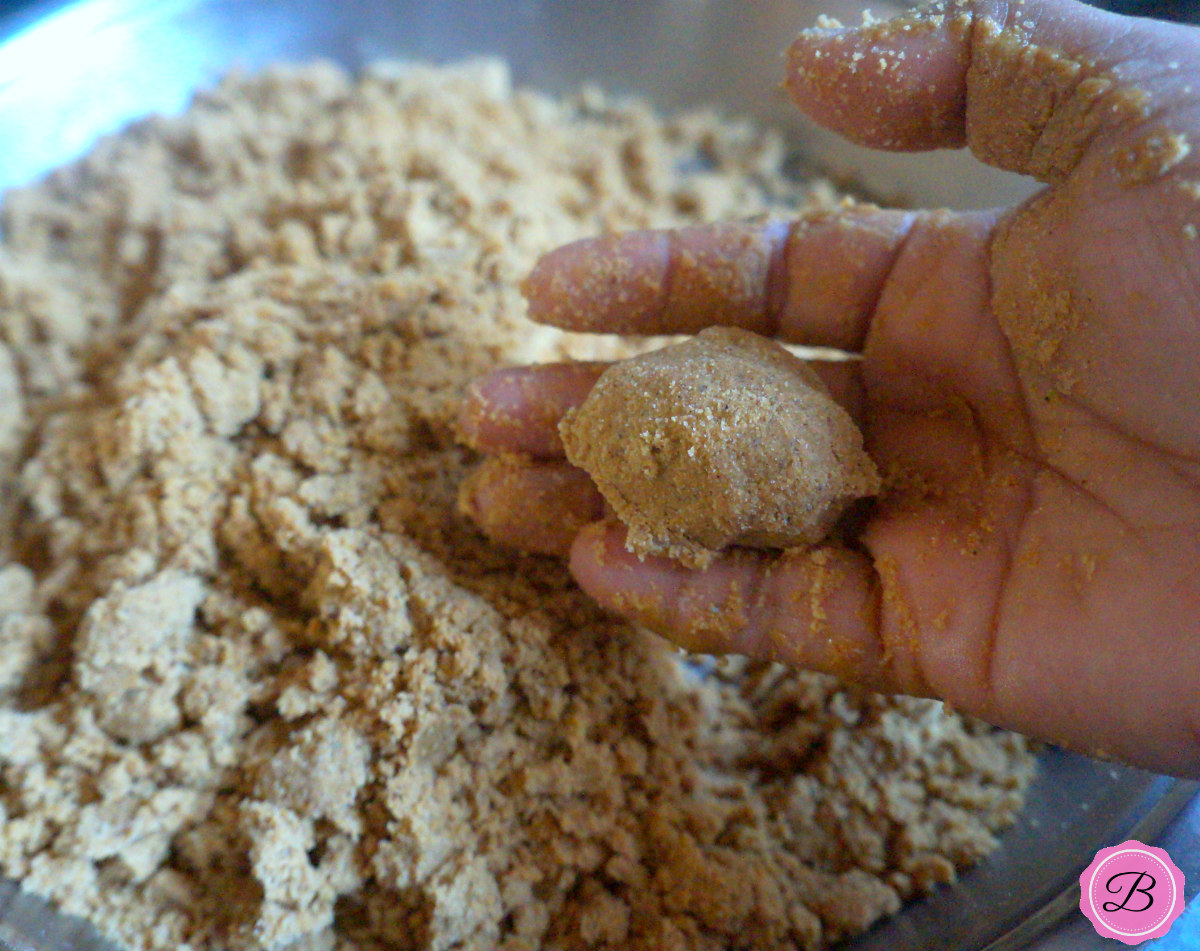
left=460, top=0, right=1200, bottom=777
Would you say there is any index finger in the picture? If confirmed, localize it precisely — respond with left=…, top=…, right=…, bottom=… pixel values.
left=787, top=0, right=1200, bottom=182
left=522, top=206, right=915, bottom=350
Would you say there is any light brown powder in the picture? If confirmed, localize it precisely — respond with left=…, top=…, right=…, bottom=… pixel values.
left=0, top=60, right=1032, bottom=951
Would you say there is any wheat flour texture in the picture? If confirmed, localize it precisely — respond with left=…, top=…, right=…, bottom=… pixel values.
left=0, top=60, right=1033, bottom=951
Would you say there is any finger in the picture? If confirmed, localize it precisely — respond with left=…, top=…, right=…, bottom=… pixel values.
left=808, top=359, right=866, bottom=423
left=457, top=361, right=609, bottom=457
left=458, top=456, right=604, bottom=557
left=522, top=221, right=788, bottom=337
left=524, top=206, right=916, bottom=350
left=785, top=5, right=974, bottom=153
left=569, top=522, right=926, bottom=696
left=460, top=356, right=867, bottom=458
left=786, top=0, right=1200, bottom=182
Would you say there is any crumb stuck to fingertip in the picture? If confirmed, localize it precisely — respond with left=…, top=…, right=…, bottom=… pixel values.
left=810, top=13, right=846, bottom=32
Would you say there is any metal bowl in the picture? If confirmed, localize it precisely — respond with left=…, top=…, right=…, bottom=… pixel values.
left=0, top=0, right=1045, bottom=206
left=0, top=3, right=1195, bottom=951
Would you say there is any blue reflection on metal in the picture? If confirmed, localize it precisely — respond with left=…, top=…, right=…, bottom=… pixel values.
left=0, top=0, right=202, bottom=187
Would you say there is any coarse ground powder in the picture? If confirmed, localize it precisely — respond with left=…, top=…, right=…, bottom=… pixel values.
left=0, top=60, right=1033, bottom=951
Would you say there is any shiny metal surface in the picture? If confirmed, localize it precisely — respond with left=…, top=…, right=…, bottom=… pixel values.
left=0, top=2, right=1194, bottom=950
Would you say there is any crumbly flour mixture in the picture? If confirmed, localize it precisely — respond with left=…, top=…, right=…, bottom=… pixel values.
left=0, top=60, right=1033, bottom=951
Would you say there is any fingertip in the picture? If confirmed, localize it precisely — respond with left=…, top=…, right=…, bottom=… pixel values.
left=462, top=457, right=604, bottom=558
left=569, top=524, right=771, bottom=655
left=784, top=8, right=970, bottom=151
left=523, top=232, right=669, bottom=333
left=568, top=521, right=635, bottom=601
left=568, top=521, right=688, bottom=639
left=458, top=362, right=607, bottom=457
left=525, top=222, right=782, bottom=336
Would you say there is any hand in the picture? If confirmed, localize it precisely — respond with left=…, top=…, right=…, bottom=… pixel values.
left=458, top=0, right=1200, bottom=778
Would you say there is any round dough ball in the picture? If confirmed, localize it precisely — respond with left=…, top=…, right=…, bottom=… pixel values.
left=559, top=326, right=880, bottom=568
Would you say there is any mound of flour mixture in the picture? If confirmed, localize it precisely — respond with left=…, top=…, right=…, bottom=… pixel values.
left=0, top=61, right=1033, bottom=951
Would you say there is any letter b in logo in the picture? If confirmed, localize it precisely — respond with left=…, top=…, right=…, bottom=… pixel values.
left=1081, top=841, right=1185, bottom=944
left=1101, top=870, right=1156, bottom=914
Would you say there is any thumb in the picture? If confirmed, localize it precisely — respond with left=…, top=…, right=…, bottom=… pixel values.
left=786, top=0, right=1200, bottom=183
